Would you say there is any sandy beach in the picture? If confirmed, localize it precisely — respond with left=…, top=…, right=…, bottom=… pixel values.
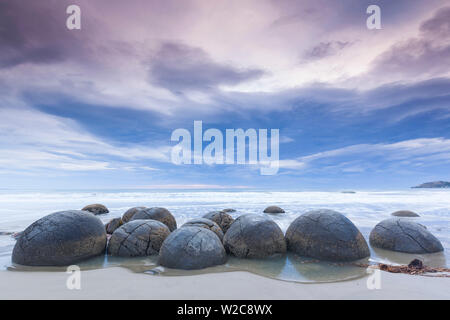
left=0, top=268, right=448, bottom=300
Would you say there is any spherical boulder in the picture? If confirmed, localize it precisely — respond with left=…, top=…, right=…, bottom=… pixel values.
left=159, top=226, right=227, bottom=270
left=391, top=210, right=420, bottom=217
left=131, top=207, right=177, bottom=231
left=12, top=210, right=107, bottom=266
left=82, top=204, right=109, bottom=215
left=203, top=211, right=234, bottom=233
left=285, top=209, right=370, bottom=262
left=108, top=220, right=170, bottom=257
left=263, top=206, right=285, bottom=214
left=105, top=218, right=123, bottom=234
left=369, top=218, right=443, bottom=254
left=223, top=214, right=286, bottom=259
left=182, top=218, right=224, bottom=241
left=122, top=207, right=146, bottom=223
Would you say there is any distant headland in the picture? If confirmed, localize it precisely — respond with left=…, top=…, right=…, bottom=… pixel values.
left=412, top=181, right=450, bottom=188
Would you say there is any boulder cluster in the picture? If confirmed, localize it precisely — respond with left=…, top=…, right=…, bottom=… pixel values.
left=11, top=204, right=444, bottom=270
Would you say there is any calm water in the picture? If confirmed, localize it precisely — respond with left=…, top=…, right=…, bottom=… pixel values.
left=0, top=190, right=448, bottom=282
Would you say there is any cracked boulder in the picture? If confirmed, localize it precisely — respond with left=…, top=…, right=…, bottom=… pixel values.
left=369, top=218, right=443, bottom=254
left=108, top=220, right=170, bottom=257
left=223, top=214, right=286, bottom=259
left=12, top=210, right=107, bottom=266
left=263, top=206, right=285, bottom=214
left=131, top=207, right=177, bottom=231
left=203, top=211, right=234, bottom=233
left=82, top=204, right=109, bottom=215
left=286, top=209, right=370, bottom=261
left=159, top=226, right=227, bottom=270
left=122, top=207, right=146, bottom=223
left=391, top=210, right=420, bottom=217
left=181, top=218, right=224, bottom=241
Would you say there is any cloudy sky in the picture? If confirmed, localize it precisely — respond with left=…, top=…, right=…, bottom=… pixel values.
left=1, top=0, right=450, bottom=190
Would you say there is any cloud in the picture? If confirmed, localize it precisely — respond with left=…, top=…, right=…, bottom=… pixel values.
left=371, top=6, right=450, bottom=78
left=0, top=107, right=172, bottom=173
left=302, top=41, right=353, bottom=61
left=0, top=0, right=86, bottom=68
left=148, top=42, right=266, bottom=93
left=282, top=137, right=450, bottom=174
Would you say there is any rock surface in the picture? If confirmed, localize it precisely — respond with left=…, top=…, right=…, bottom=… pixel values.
left=223, top=214, right=286, bottom=258
left=391, top=210, right=420, bottom=217
left=263, top=206, right=285, bottom=214
left=285, top=209, right=370, bottom=261
left=12, top=210, right=107, bottom=266
left=203, top=211, right=234, bottom=233
left=122, top=207, right=146, bottom=223
left=108, top=220, right=170, bottom=257
left=131, top=207, right=177, bottom=231
left=369, top=218, right=444, bottom=254
left=159, top=226, right=227, bottom=270
left=182, top=218, right=224, bottom=241
left=222, top=208, right=236, bottom=213
left=105, top=218, right=123, bottom=234
left=82, top=204, right=109, bottom=215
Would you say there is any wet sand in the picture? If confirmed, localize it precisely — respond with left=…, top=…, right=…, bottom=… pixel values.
left=0, top=268, right=448, bottom=300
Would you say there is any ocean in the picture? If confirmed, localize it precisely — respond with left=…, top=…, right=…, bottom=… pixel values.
left=0, top=189, right=448, bottom=282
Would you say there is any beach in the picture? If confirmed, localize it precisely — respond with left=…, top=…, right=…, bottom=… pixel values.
left=1, top=267, right=449, bottom=300
left=0, top=189, right=449, bottom=299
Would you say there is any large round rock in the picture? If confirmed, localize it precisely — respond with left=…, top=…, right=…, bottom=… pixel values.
left=263, top=206, right=285, bottom=214
left=369, top=218, right=443, bottom=253
left=131, top=207, right=177, bottom=231
left=122, top=207, right=146, bottom=223
left=203, top=211, right=234, bottom=233
left=182, top=218, right=224, bottom=241
left=391, top=210, right=420, bottom=217
left=223, top=214, right=286, bottom=259
left=108, top=220, right=170, bottom=257
left=12, top=210, right=107, bottom=266
left=82, top=204, right=109, bottom=215
left=159, top=226, right=227, bottom=270
left=286, top=209, right=370, bottom=261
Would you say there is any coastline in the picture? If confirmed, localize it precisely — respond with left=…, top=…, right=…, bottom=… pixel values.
left=1, top=267, right=449, bottom=300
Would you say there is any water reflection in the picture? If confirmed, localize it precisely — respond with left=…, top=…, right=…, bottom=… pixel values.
left=371, top=247, right=447, bottom=268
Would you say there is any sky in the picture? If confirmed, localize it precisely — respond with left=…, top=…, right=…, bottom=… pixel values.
left=0, top=0, right=450, bottom=190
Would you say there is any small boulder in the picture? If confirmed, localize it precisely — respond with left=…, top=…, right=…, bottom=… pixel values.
left=108, top=220, right=170, bottom=257
left=391, top=210, right=420, bottom=217
left=182, top=218, right=224, bottom=241
left=122, top=207, right=146, bottom=223
left=286, top=209, right=370, bottom=261
left=82, top=204, right=109, bottom=215
left=105, top=218, right=123, bottom=234
left=408, top=259, right=424, bottom=269
left=203, top=211, right=234, bottom=233
left=223, top=214, right=286, bottom=259
left=159, top=226, right=227, bottom=270
left=369, top=218, right=444, bottom=254
left=263, top=206, right=285, bottom=214
left=131, top=207, right=177, bottom=231
left=222, top=208, right=236, bottom=213
left=12, top=210, right=107, bottom=266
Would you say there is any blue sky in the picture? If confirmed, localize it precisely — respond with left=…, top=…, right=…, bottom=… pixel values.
left=0, top=0, right=450, bottom=190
